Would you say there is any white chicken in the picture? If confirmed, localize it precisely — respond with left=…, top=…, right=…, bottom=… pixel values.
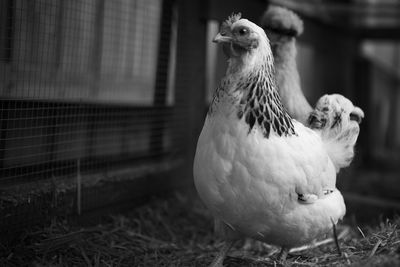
left=193, top=14, right=350, bottom=266
left=262, top=5, right=364, bottom=172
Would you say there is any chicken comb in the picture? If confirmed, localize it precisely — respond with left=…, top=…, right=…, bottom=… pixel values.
left=221, top=12, right=242, bottom=32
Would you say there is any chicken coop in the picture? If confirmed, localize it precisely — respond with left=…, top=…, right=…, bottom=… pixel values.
left=0, top=0, right=269, bottom=241
left=1, top=0, right=400, bottom=260
left=1, top=0, right=400, bottom=265
left=0, top=0, right=202, bottom=238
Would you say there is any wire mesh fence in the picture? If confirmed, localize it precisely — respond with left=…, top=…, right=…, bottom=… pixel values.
left=0, top=0, right=193, bottom=235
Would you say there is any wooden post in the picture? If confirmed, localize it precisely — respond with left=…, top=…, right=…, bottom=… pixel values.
left=174, top=0, right=207, bottom=184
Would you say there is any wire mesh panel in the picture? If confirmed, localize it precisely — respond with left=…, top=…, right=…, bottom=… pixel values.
left=0, top=0, right=191, bottom=234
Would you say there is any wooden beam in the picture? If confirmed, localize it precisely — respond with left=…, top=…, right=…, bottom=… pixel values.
left=174, top=0, right=208, bottom=183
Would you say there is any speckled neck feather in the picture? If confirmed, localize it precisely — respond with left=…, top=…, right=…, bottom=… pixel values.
left=210, top=55, right=296, bottom=138
left=237, top=60, right=296, bottom=138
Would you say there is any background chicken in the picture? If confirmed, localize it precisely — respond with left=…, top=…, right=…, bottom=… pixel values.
left=261, top=5, right=312, bottom=125
left=194, top=14, right=348, bottom=266
left=261, top=5, right=364, bottom=172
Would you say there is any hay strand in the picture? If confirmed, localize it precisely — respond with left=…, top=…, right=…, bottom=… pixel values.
left=1, top=191, right=399, bottom=266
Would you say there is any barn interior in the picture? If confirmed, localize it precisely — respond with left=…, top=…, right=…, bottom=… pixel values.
left=1, top=0, right=400, bottom=265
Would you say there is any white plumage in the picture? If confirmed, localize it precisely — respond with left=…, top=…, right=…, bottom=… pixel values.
left=310, top=94, right=364, bottom=172
left=194, top=97, right=345, bottom=246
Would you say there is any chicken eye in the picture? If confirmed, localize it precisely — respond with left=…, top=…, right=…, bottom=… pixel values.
left=238, top=28, right=248, bottom=35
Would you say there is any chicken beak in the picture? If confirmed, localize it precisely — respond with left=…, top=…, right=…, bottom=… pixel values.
left=213, top=33, right=232, bottom=43
left=350, top=106, right=364, bottom=124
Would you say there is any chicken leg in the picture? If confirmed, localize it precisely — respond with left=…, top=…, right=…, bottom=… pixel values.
left=278, top=246, right=289, bottom=262
left=209, top=240, right=234, bottom=267
left=332, top=221, right=342, bottom=256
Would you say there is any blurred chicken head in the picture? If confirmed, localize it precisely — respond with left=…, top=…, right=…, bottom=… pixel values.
left=260, top=5, right=303, bottom=45
left=309, top=94, right=364, bottom=136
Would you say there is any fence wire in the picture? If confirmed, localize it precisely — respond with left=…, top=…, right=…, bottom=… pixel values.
left=0, top=0, right=185, bottom=187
